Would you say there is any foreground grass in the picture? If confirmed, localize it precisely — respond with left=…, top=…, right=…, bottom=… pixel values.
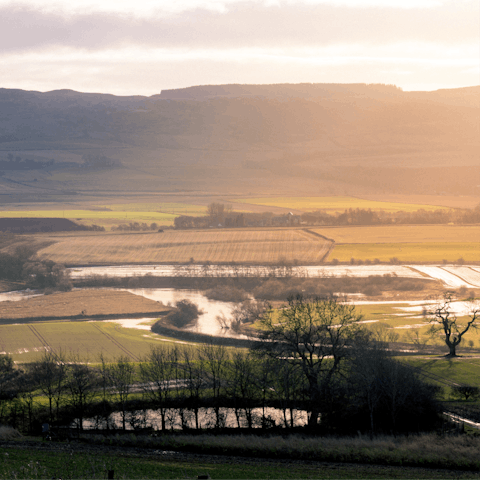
left=329, top=242, right=480, bottom=263
left=88, top=432, right=480, bottom=472
left=2, top=437, right=480, bottom=479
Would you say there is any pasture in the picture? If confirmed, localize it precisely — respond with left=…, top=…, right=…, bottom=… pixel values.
left=0, top=319, right=178, bottom=363
left=34, top=228, right=332, bottom=265
left=0, top=209, right=178, bottom=229
left=235, top=196, right=450, bottom=213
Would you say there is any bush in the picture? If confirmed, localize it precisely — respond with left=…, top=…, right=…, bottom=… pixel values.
left=168, top=300, right=203, bottom=328
left=451, top=385, right=479, bottom=401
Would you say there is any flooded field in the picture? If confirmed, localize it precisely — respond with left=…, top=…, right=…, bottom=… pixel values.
left=68, top=263, right=480, bottom=288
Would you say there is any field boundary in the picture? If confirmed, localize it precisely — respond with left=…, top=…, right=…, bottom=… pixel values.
left=0, top=311, right=169, bottom=325
left=151, top=319, right=257, bottom=348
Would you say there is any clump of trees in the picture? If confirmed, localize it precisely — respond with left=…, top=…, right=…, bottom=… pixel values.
left=0, top=247, right=71, bottom=290
left=111, top=222, right=161, bottom=232
left=161, top=299, right=203, bottom=329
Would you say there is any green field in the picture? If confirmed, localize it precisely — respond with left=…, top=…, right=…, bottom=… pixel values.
left=404, top=357, right=480, bottom=388
left=0, top=320, right=180, bottom=363
left=236, top=196, right=450, bottom=213
left=0, top=209, right=178, bottom=229
left=4, top=439, right=480, bottom=479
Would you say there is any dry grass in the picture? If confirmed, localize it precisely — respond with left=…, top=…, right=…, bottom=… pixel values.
left=316, top=225, right=480, bottom=244
left=329, top=243, right=480, bottom=263
left=0, top=290, right=169, bottom=321
left=34, top=229, right=332, bottom=265
left=97, top=432, right=480, bottom=471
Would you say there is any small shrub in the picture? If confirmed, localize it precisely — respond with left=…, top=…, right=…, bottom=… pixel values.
left=451, top=385, right=479, bottom=401
left=168, top=299, right=203, bottom=328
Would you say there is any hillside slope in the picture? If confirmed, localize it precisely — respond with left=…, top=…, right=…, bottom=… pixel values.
left=0, top=83, right=478, bottom=200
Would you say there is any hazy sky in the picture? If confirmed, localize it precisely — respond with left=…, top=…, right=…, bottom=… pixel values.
left=0, top=0, right=478, bottom=95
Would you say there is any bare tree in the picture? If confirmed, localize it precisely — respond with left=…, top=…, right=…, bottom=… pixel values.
left=140, top=346, right=179, bottom=431
left=65, top=354, right=100, bottom=431
left=255, top=295, right=362, bottom=427
left=200, top=343, right=228, bottom=428
left=227, top=350, right=260, bottom=429
left=29, top=350, right=67, bottom=425
left=181, top=348, right=205, bottom=430
left=109, top=356, right=135, bottom=430
left=424, top=292, right=480, bottom=357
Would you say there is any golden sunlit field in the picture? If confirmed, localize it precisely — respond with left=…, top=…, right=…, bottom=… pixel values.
left=315, top=225, right=480, bottom=244
left=0, top=289, right=170, bottom=320
left=0, top=202, right=208, bottom=230
left=236, top=196, right=451, bottom=213
left=329, top=243, right=480, bottom=263
left=0, top=209, right=178, bottom=229
left=35, top=229, right=332, bottom=265
left=317, top=225, right=480, bottom=263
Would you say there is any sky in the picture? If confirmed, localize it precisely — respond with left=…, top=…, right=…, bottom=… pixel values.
left=0, top=0, right=478, bottom=96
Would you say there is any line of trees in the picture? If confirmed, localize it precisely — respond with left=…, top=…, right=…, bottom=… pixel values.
left=175, top=204, right=480, bottom=229
left=0, top=297, right=443, bottom=436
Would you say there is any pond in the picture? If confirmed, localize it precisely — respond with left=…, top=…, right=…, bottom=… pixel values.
left=81, top=406, right=308, bottom=431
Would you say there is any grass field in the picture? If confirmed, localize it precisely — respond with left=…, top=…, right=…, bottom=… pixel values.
left=4, top=441, right=480, bottom=479
left=0, top=209, right=178, bottom=229
left=404, top=357, right=480, bottom=388
left=329, top=243, right=480, bottom=263
left=236, top=196, right=451, bottom=213
left=312, top=225, right=480, bottom=263
left=0, top=319, right=179, bottom=363
left=316, top=225, right=480, bottom=244
left=35, top=229, right=332, bottom=265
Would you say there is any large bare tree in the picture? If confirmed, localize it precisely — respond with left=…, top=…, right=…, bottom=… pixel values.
left=425, top=292, right=480, bottom=357
left=255, top=295, right=362, bottom=427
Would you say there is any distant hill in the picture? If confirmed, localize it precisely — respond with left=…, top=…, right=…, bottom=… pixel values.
left=0, top=83, right=478, bottom=200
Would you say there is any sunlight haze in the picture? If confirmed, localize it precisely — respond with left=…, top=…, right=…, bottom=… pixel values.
left=0, top=0, right=477, bottom=94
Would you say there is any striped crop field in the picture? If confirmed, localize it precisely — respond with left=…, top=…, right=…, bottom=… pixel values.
left=35, top=229, right=332, bottom=265
left=235, top=196, right=450, bottom=213
left=315, top=225, right=480, bottom=263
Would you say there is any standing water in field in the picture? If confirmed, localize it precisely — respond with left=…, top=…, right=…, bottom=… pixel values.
left=124, top=288, right=237, bottom=337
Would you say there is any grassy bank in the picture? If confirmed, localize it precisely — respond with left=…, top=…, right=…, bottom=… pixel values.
left=89, top=432, right=480, bottom=471
left=3, top=432, right=480, bottom=479
left=0, top=435, right=480, bottom=480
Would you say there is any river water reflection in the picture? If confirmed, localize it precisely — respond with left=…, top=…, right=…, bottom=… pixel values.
left=82, top=406, right=308, bottom=431
left=124, top=288, right=237, bottom=337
